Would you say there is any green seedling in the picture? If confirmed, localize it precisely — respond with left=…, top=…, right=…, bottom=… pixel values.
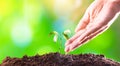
left=49, top=31, right=62, bottom=53
left=49, top=31, right=59, bottom=43
left=63, top=29, right=71, bottom=54
left=49, top=29, right=71, bottom=54
left=63, top=29, right=71, bottom=40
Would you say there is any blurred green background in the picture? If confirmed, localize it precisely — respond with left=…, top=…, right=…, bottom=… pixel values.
left=0, top=0, right=120, bottom=63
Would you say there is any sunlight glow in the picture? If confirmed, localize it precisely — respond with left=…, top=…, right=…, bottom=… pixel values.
left=11, top=22, right=32, bottom=47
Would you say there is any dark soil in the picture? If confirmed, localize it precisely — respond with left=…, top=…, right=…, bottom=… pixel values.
left=0, top=53, right=120, bottom=66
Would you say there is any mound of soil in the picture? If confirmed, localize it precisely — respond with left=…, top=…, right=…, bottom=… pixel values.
left=0, top=53, right=120, bottom=66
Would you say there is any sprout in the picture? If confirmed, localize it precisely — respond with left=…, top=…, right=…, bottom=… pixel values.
left=49, top=29, right=71, bottom=54
left=63, top=29, right=71, bottom=40
left=64, top=29, right=71, bottom=34
left=53, top=34, right=58, bottom=42
left=49, top=31, right=59, bottom=43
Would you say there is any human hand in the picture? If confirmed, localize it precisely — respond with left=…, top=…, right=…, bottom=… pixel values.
left=65, top=0, right=120, bottom=52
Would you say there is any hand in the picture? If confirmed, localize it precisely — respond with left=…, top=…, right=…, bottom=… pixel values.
left=65, top=0, right=120, bottom=52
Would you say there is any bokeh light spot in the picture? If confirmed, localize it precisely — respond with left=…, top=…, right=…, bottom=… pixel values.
left=11, top=22, right=32, bottom=48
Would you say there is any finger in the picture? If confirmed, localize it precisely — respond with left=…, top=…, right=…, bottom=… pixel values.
left=65, top=45, right=70, bottom=52
left=75, top=26, right=98, bottom=47
left=65, top=38, right=80, bottom=52
left=65, top=29, right=86, bottom=52
left=65, top=29, right=85, bottom=46
left=79, top=25, right=108, bottom=45
left=67, top=24, right=102, bottom=51
left=68, top=25, right=108, bottom=52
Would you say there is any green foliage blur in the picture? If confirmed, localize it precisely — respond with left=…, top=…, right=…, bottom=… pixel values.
left=0, top=0, right=120, bottom=63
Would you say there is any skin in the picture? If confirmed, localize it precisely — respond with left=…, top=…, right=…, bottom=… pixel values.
left=65, top=0, right=120, bottom=52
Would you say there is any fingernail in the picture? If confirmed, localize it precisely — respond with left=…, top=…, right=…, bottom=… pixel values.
left=65, top=47, right=70, bottom=52
left=65, top=49, right=68, bottom=52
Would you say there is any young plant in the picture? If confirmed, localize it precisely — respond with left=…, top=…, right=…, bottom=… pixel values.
left=49, top=31, right=59, bottom=43
left=49, top=29, right=71, bottom=54
left=63, top=29, right=71, bottom=40
left=49, top=31, right=62, bottom=53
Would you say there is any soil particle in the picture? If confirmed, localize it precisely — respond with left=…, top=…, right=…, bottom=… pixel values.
left=0, top=53, right=120, bottom=66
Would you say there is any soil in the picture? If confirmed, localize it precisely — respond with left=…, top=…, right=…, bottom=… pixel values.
left=0, top=53, right=120, bottom=66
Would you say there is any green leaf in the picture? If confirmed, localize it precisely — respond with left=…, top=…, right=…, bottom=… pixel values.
left=49, top=31, right=59, bottom=43
left=63, top=29, right=71, bottom=40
